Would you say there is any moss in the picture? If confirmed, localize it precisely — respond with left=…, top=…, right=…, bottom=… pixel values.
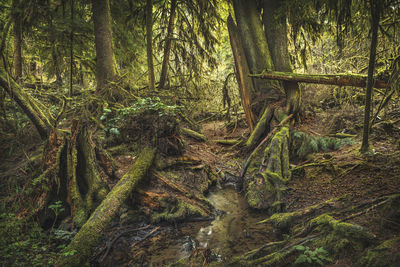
left=152, top=198, right=205, bottom=223
left=310, top=214, right=375, bottom=256
left=56, top=147, right=155, bottom=267
left=357, top=237, right=400, bottom=267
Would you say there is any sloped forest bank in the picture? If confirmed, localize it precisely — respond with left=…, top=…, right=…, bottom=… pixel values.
left=1, top=0, right=400, bottom=266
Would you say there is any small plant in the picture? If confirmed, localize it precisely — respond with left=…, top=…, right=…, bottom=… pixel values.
left=48, top=201, right=65, bottom=230
left=294, top=245, right=330, bottom=266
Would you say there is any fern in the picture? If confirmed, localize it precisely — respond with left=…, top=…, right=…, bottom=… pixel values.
left=291, top=131, right=354, bottom=159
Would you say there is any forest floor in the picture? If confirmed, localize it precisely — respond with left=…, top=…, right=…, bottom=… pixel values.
left=1, top=85, right=400, bottom=266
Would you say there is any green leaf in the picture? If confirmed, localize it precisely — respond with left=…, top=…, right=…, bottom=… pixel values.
left=294, top=245, right=306, bottom=251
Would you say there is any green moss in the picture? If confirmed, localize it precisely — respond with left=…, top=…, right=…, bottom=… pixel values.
left=152, top=199, right=206, bottom=223
left=310, top=214, right=375, bottom=256
left=357, top=237, right=400, bottom=267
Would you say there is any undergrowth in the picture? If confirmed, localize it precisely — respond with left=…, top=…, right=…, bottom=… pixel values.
left=291, top=130, right=354, bottom=159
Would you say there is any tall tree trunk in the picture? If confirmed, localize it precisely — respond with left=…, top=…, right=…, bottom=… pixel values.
left=91, top=0, right=116, bottom=92
left=227, top=15, right=256, bottom=131
left=158, top=0, right=177, bottom=89
left=232, top=0, right=280, bottom=115
left=146, top=0, right=155, bottom=91
left=361, top=0, right=380, bottom=153
left=262, top=0, right=301, bottom=115
left=12, top=0, right=23, bottom=81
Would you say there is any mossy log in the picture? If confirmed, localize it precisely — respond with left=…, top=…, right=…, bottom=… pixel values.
left=258, top=196, right=346, bottom=231
left=212, top=139, right=242, bottom=146
left=56, top=147, right=155, bottom=267
left=0, top=71, right=54, bottom=139
left=231, top=214, right=375, bottom=266
left=251, top=71, right=387, bottom=88
left=245, top=106, right=274, bottom=148
left=243, top=114, right=293, bottom=210
left=180, top=127, right=207, bottom=141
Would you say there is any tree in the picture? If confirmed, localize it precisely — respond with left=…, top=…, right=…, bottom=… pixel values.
left=158, top=0, right=177, bottom=89
left=146, top=0, right=155, bottom=91
left=91, top=0, right=116, bottom=91
left=262, top=0, right=301, bottom=114
left=360, top=0, right=381, bottom=153
left=12, top=0, right=22, bottom=81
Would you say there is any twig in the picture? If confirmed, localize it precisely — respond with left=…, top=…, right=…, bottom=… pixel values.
left=98, top=225, right=151, bottom=262
left=130, top=226, right=161, bottom=249
left=241, top=114, right=293, bottom=178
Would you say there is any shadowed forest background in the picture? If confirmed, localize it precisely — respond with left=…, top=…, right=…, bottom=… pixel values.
left=1, top=0, right=400, bottom=266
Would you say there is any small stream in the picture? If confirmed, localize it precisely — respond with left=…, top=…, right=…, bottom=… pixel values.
left=145, top=186, right=276, bottom=265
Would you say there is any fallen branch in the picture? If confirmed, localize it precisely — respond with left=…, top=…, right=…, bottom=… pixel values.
left=131, top=226, right=160, bottom=249
left=180, top=127, right=207, bottom=142
left=250, top=71, right=387, bottom=88
left=241, top=114, right=293, bottom=178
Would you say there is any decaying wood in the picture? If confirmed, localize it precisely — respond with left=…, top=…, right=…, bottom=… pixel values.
left=251, top=71, right=387, bottom=88
left=180, top=127, right=207, bottom=141
left=241, top=114, right=293, bottom=178
left=0, top=71, right=54, bottom=139
left=245, top=106, right=274, bottom=148
left=212, top=139, right=242, bottom=146
left=56, top=147, right=156, bottom=267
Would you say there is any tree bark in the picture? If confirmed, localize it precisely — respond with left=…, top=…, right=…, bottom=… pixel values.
left=158, top=0, right=177, bottom=89
left=251, top=71, right=387, bottom=89
left=262, top=0, right=301, bottom=114
left=232, top=0, right=280, bottom=105
left=227, top=14, right=256, bottom=131
left=92, top=0, right=116, bottom=92
left=361, top=0, right=381, bottom=153
left=146, top=0, right=155, bottom=91
left=0, top=71, right=53, bottom=139
left=56, top=147, right=155, bottom=267
left=12, top=0, right=23, bottom=81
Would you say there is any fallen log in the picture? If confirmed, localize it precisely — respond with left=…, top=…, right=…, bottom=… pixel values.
left=250, top=71, right=387, bottom=88
left=0, top=71, right=54, bottom=139
left=56, top=147, right=156, bottom=267
left=180, top=127, right=207, bottom=141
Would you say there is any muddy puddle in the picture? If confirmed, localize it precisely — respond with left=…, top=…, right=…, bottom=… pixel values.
left=143, top=186, right=276, bottom=265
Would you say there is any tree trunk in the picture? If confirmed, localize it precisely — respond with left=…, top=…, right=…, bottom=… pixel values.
left=12, top=0, right=23, bottom=81
left=146, top=0, right=155, bottom=91
left=232, top=0, right=280, bottom=111
left=262, top=0, right=301, bottom=114
left=251, top=71, right=387, bottom=88
left=0, top=71, right=53, bottom=139
left=56, top=147, right=155, bottom=267
left=92, top=0, right=116, bottom=92
left=227, top=14, right=256, bottom=131
left=361, top=0, right=381, bottom=153
left=158, top=0, right=177, bottom=89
